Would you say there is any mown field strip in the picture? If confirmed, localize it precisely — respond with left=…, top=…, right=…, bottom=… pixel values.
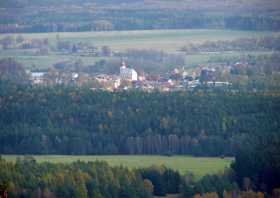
left=2, top=155, right=232, bottom=178
left=1, top=29, right=279, bottom=51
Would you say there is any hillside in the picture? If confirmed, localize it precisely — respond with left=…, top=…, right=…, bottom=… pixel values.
left=1, top=0, right=280, bottom=32
left=1, top=82, right=279, bottom=155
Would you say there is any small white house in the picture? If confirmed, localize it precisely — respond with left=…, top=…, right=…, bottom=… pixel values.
left=114, top=78, right=121, bottom=89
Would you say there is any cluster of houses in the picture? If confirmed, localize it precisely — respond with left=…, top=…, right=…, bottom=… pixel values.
left=28, top=60, right=232, bottom=92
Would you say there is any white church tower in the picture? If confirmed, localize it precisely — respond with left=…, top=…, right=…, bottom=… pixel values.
left=120, top=60, right=138, bottom=81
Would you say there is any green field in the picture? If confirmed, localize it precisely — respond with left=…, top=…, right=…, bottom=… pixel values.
left=2, top=155, right=232, bottom=179
left=1, top=29, right=278, bottom=69
left=0, top=49, right=272, bottom=69
left=0, top=50, right=112, bottom=69
left=1, top=29, right=279, bottom=51
left=184, top=51, right=273, bottom=66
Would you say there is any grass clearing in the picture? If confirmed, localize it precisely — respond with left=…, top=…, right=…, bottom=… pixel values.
left=1, top=155, right=232, bottom=179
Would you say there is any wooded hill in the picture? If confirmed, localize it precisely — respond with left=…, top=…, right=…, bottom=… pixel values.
left=1, top=0, right=280, bottom=32
left=1, top=80, right=279, bottom=155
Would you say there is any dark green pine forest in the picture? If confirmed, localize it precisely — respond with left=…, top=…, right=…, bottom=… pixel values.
left=0, top=131, right=279, bottom=197
left=1, top=79, right=280, bottom=156
left=1, top=0, right=280, bottom=32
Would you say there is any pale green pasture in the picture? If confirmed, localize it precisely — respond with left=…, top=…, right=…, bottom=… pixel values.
left=185, top=51, right=273, bottom=66
left=0, top=48, right=273, bottom=68
left=2, top=155, right=232, bottom=179
left=0, top=29, right=277, bottom=69
left=1, top=29, right=279, bottom=51
left=0, top=49, right=111, bottom=69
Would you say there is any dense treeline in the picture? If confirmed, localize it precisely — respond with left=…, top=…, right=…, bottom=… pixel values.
left=181, top=36, right=280, bottom=54
left=180, top=132, right=280, bottom=197
left=1, top=0, right=280, bottom=32
left=1, top=5, right=280, bottom=32
left=85, top=49, right=185, bottom=74
left=1, top=132, right=280, bottom=198
left=0, top=79, right=280, bottom=155
left=0, top=156, right=235, bottom=198
left=215, top=53, right=280, bottom=91
left=231, top=132, right=280, bottom=193
left=0, top=157, right=152, bottom=198
left=2, top=13, right=280, bottom=33
left=139, top=166, right=182, bottom=196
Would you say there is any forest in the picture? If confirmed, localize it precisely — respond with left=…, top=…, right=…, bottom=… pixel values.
left=0, top=49, right=279, bottom=198
left=1, top=0, right=280, bottom=32
left=180, top=36, right=280, bottom=54
left=0, top=75, right=279, bottom=155
left=0, top=55, right=280, bottom=155
left=0, top=131, right=280, bottom=197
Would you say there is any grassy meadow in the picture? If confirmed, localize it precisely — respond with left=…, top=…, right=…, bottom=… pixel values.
left=184, top=51, right=273, bottom=67
left=0, top=29, right=278, bottom=69
left=0, top=50, right=272, bottom=69
left=1, top=29, right=279, bottom=51
left=2, top=155, right=232, bottom=179
left=0, top=50, right=112, bottom=69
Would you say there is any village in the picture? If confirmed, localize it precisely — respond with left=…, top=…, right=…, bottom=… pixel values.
left=28, top=59, right=233, bottom=92
left=0, top=34, right=237, bottom=92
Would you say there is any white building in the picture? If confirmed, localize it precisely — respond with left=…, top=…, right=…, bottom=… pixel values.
left=120, top=61, right=137, bottom=81
left=206, top=81, right=232, bottom=87
left=30, top=72, right=46, bottom=84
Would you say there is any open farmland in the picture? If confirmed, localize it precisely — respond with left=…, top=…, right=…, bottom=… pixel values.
left=1, top=29, right=279, bottom=52
left=0, top=49, right=113, bottom=70
left=0, top=29, right=279, bottom=69
left=2, top=155, right=232, bottom=179
left=184, top=51, right=274, bottom=67
left=0, top=50, right=271, bottom=69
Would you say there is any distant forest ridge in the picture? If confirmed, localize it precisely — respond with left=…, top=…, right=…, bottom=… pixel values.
left=1, top=0, right=280, bottom=32
left=1, top=80, right=279, bottom=155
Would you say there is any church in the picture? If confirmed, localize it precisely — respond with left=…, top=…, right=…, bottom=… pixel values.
left=120, top=60, right=138, bottom=81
